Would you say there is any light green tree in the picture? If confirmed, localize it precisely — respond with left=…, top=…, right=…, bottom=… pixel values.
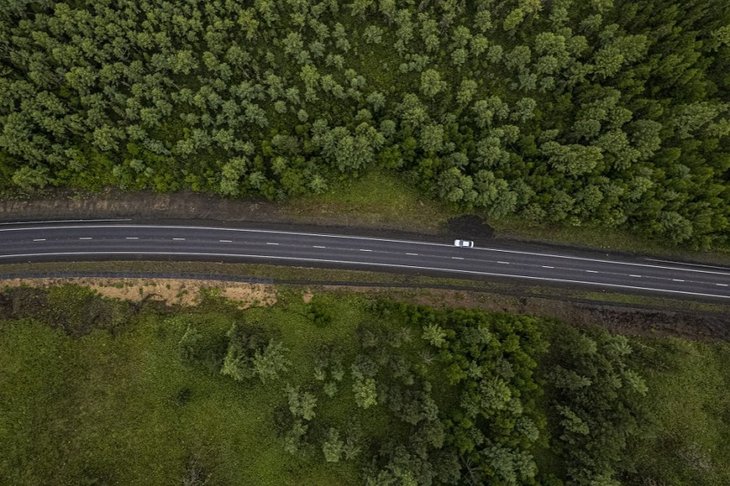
left=322, top=428, right=345, bottom=462
left=420, top=69, right=446, bottom=98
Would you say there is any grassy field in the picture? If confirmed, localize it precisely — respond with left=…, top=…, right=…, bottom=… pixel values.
left=0, top=285, right=728, bottom=485
left=282, top=170, right=452, bottom=232
left=0, top=288, right=366, bottom=485
left=629, top=338, right=730, bottom=485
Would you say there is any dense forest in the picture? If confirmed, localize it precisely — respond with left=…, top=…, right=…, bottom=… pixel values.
left=1, top=1, right=728, bottom=247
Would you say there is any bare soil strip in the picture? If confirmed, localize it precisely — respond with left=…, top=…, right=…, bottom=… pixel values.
left=0, top=277, right=276, bottom=309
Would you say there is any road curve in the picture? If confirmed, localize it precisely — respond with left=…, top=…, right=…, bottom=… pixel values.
left=0, top=221, right=729, bottom=300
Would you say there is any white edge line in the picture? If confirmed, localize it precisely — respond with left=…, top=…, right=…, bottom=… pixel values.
left=1, top=223, right=729, bottom=277
left=474, top=247, right=730, bottom=275
left=717, top=283, right=728, bottom=287
left=266, top=242, right=279, bottom=245
left=451, top=256, right=464, bottom=260
left=313, top=245, right=326, bottom=249
left=542, top=265, right=554, bottom=269
left=0, top=219, right=132, bottom=226
left=33, top=238, right=46, bottom=242
left=172, top=238, right=186, bottom=241
left=359, top=249, right=373, bottom=252
left=646, top=258, right=730, bottom=271
left=79, top=237, right=93, bottom=240
left=125, top=237, right=139, bottom=240
left=406, top=252, right=418, bottom=256
left=219, top=239, right=232, bottom=243
left=629, top=274, right=642, bottom=278
left=586, top=270, right=598, bottom=273
left=0, top=251, right=727, bottom=300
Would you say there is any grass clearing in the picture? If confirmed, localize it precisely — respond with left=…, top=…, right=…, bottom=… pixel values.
left=630, top=339, right=730, bottom=485
left=0, top=289, right=362, bottom=485
left=283, top=170, right=453, bottom=232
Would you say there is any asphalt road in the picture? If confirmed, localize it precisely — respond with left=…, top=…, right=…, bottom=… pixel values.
left=1, top=220, right=729, bottom=300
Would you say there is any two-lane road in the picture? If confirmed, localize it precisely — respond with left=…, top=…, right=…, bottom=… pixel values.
left=1, top=221, right=729, bottom=300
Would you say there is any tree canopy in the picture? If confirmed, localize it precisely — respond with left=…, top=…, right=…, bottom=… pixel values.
left=0, top=0, right=728, bottom=247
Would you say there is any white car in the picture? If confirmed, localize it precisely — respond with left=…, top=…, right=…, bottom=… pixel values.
left=453, top=239, right=474, bottom=248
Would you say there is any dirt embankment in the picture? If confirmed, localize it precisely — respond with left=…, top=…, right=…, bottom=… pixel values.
left=1, top=188, right=292, bottom=224
left=0, top=277, right=277, bottom=309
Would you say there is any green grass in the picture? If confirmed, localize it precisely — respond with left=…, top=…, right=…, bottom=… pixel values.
left=283, top=170, right=453, bottom=232
left=0, top=287, right=437, bottom=485
left=0, top=290, right=365, bottom=485
left=630, top=338, right=730, bottom=485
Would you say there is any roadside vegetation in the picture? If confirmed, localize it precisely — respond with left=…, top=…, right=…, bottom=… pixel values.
left=1, top=284, right=727, bottom=485
left=1, top=1, right=728, bottom=249
left=3, top=258, right=729, bottom=334
left=284, top=172, right=730, bottom=259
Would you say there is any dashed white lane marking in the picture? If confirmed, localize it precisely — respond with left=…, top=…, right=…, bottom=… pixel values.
left=172, top=238, right=186, bottom=241
left=542, top=265, right=554, bottom=269
left=5, top=223, right=729, bottom=276
left=586, top=270, right=598, bottom=273
left=497, top=261, right=510, bottom=264
left=630, top=274, right=642, bottom=278
left=672, top=279, right=685, bottom=282
left=125, top=237, right=139, bottom=240
left=359, top=249, right=373, bottom=252
left=266, top=242, right=279, bottom=245
left=79, top=237, right=92, bottom=240
left=313, top=245, right=326, bottom=249
left=406, top=253, right=418, bottom=256
left=717, top=283, right=728, bottom=287
left=33, top=238, right=46, bottom=242
left=219, top=239, right=232, bottom=243
left=451, top=256, right=464, bottom=260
